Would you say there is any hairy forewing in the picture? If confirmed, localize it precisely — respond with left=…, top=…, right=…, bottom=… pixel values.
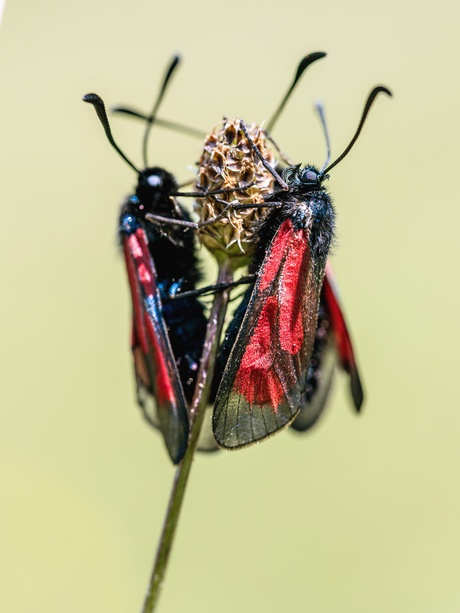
left=213, top=218, right=324, bottom=448
left=124, top=228, right=189, bottom=463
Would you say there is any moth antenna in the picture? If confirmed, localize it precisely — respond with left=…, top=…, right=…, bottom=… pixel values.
left=111, top=107, right=147, bottom=120
left=142, top=55, right=181, bottom=167
left=322, top=86, right=392, bottom=175
left=239, top=120, right=288, bottom=190
left=111, top=107, right=206, bottom=140
left=83, top=93, right=140, bottom=174
left=314, top=101, right=331, bottom=174
left=263, top=131, right=295, bottom=165
left=266, top=52, right=326, bottom=133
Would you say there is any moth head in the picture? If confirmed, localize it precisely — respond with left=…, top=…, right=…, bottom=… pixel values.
left=283, top=164, right=323, bottom=192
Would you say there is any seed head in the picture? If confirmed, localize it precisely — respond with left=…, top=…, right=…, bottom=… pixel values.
left=195, top=119, right=276, bottom=269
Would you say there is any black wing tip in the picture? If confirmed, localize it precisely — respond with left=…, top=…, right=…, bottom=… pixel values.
left=213, top=406, right=300, bottom=450
left=166, top=421, right=190, bottom=464
left=290, top=419, right=317, bottom=433
left=167, top=424, right=189, bottom=464
left=136, top=400, right=189, bottom=464
left=350, top=368, right=364, bottom=412
left=170, top=446, right=187, bottom=464
left=213, top=432, right=268, bottom=451
left=290, top=404, right=326, bottom=433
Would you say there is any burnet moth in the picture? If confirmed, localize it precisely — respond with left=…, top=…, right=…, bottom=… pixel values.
left=108, top=52, right=328, bottom=454
left=190, top=53, right=329, bottom=450
left=83, top=56, right=208, bottom=463
left=216, top=263, right=363, bottom=436
left=108, top=56, right=328, bottom=454
left=212, top=85, right=392, bottom=449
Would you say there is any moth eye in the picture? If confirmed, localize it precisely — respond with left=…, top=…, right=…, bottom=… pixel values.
left=301, top=169, right=318, bottom=184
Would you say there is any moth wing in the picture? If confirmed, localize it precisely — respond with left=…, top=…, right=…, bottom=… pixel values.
left=132, top=322, right=160, bottom=429
left=213, top=218, right=324, bottom=449
left=323, top=264, right=364, bottom=411
left=291, top=286, right=338, bottom=432
left=124, top=229, right=189, bottom=463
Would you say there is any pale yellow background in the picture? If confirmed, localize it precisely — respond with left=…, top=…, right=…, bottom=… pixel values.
left=1, top=1, right=458, bottom=612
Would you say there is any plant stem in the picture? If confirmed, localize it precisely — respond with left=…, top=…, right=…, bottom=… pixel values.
left=142, top=261, right=234, bottom=613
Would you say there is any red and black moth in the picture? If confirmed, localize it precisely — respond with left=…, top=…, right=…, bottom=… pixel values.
left=107, top=51, right=331, bottom=456
left=213, top=86, right=391, bottom=449
left=83, top=57, right=209, bottom=463
left=216, top=263, right=364, bottom=436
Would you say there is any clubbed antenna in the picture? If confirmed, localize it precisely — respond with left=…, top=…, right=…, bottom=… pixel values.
left=141, top=55, right=181, bottom=166
left=111, top=107, right=206, bottom=140
left=83, top=93, right=140, bottom=174
left=322, top=86, right=392, bottom=175
left=314, top=101, right=332, bottom=174
left=266, top=52, right=326, bottom=133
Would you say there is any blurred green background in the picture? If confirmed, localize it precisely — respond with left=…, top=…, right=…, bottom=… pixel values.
left=1, top=1, right=459, bottom=612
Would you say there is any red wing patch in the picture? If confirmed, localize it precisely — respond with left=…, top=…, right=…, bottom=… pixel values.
left=322, top=264, right=363, bottom=411
left=124, top=229, right=189, bottom=463
left=213, top=218, right=325, bottom=449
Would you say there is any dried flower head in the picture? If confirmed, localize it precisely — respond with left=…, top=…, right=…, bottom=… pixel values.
left=195, top=119, right=276, bottom=268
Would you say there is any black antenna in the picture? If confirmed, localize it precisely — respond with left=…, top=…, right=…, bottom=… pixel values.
left=314, top=101, right=332, bottom=173
left=266, top=52, right=326, bottom=133
left=239, top=120, right=288, bottom=190
left=83, top=93, right=140, bottom=174
left=111, top=107, right=206, bottom=140
left=141, top=55, right=181, bottom=167
left=322, top=86, right=392, bottom=175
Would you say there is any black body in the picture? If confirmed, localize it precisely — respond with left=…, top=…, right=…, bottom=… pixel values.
left=119, top=167, right=207, bottom=403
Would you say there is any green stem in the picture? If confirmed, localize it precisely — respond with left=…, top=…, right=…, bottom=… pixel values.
left=142, top=261, right=234, bottom=613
